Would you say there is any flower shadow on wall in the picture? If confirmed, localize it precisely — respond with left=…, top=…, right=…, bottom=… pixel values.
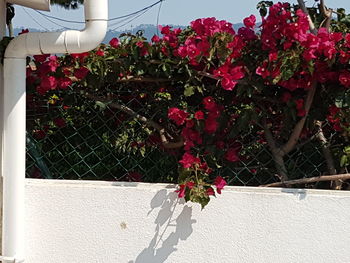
left=129, top=189, right=197, bottom=263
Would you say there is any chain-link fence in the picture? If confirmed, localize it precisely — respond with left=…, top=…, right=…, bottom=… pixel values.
left=26, top=93, right=338, bottom=186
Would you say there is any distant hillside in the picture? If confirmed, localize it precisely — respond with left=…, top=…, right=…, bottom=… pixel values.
left=105, top=24, right=186, bottom=43
left=14, top=22, right=246, bottom=44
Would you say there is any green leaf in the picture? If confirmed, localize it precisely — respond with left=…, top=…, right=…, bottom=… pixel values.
left=344, top=146, right=350, bottom=155
left=95, top=101, right=107, bottom=111
left=178, top=168, right=193, bottom=184
left=340, top=155, right=348, bottom=167
left=184, top=85, right=195, bottom=97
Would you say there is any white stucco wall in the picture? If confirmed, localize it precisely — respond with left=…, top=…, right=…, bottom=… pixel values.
left=24, top=179, right=350, bottom=263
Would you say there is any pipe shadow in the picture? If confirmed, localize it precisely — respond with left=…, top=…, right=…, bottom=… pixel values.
left=129, top=189, right=196, bottom=263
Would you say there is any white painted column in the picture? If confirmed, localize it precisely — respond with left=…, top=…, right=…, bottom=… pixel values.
left=2, top=58, right=26, bottom=263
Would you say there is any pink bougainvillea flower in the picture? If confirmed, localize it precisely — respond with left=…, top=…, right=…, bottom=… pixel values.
left=127, top=171, right=143, bottom=182
left=216, top=140, right=225, bottom=149
left=297, top=109, right=306, bottom=117
left=204, top=117, right=218, bottom=134
left=33, top=54, right=50, bottom=63
left=71, top=52, right=89, bottom=60
left=140, top=46, right=149, bottom=56
left=186, top=181, right=195, bottom=189
left=179, top=152, right=201, bottom=168
left=214, top=176, right=227, bottom=194
left=136, top=41, right=144, bottom=48
left=160, top=25, right=172, bottom=35
left=33, top=130, right=46, bottom=140
left=199, top=162, right=212, bottom=174
left=221, top=76, right=238, bottom=91
left=96, top=48, right=105, bottom=56
left=250, top=169, right=257, bottom=174
left=109, top=37, right=119, bottom=48
left=36, top=86, right=47, bottom=95
left=295, top=99, right=304, bottom=110
left=339, top=71, right=350, bottom=88
left=328, top=105, right=340, bottom=116
left=202, top=96, right=216, bottom=111
left=36, top=56, right=58, bottom=76
left=151, top=35, right=160, bottom=43
left=186, top=119, right=195, bottom=128
left=256, top=63, right=270, bottom=79
left=54, top=118, right=66, bottom=128
left=194, top=111, right=204, bottom=120
left=213, top=64, right=230, bottom=78
left=206, top=187, right=215, bottom=196
left=40, top=75, right=58, bottom=91
left=230, top=66, right=245, bottom=80
left=176, top=184, right=186, bottom=198
left=177, top=46, right=188, bottom=58
left=168, top=107, right=188, bottom=126
left=225, top=148, right=240, bottom=162
left=243, top=14, right=256, bottom=28
left=268, top=52, right=278, bottom=62
left=58, top=77, right=72, bottom=90
left=238, top=27, right=257, bottom=41
left=62, top=67, right=72, bottom=76
left=281, top=92, right=292, bottom=103
left=19, top=29, right=29, bottom=35
left=74, top=67, right=90, bottom=80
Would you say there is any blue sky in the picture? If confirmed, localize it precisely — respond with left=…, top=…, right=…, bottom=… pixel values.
left=12, top=0, right=350, bottom=31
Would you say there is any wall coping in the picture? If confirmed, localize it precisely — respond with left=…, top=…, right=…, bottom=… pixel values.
left=25, top=178, right=350, bottom=197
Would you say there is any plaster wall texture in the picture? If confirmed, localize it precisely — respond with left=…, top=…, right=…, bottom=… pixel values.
left=24, top=179, right=350, bottom=263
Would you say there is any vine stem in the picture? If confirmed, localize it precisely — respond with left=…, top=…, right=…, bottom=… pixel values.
left=280, top=81, right=317, bottom=156
left=297, top=0, right=317, bottom=34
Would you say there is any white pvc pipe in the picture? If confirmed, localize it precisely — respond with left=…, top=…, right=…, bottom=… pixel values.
left=2, top=59, right=26, bottom=263
left=2, top=0, right=108, bottom=261
left=5, top=0, right=108, bottom=58
left=6, top=0, right=49, bottom=11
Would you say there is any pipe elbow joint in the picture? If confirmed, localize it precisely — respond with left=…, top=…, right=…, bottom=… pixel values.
left=4, top=0, right=108, bottom=58
left=66, top=21, right=108, bottom=54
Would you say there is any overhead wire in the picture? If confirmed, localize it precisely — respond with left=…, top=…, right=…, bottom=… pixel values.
left=33, top=10, right=84, bottom=24
left=156, top=0, right=164, bottom=35
left=33, top=9, right=71, bottom=30
left=109, top=0, right=164, bottom=32
left=108, top=10, right=144, bottom=28
left=32, top=0, right=164, bottom=24
left=109, top=7, right=152, bottom=32
left=109, top=0, right=163, bottom=21
left=22, top=7, right=50, bottom=31
left=21, top=0, right=166, bottom=36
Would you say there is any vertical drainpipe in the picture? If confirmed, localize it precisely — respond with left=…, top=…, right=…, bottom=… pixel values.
left=1, top=1, right=108, bottom=262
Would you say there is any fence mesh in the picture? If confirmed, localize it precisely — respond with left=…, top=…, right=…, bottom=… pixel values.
left=26, top=92, right=336, bottom=186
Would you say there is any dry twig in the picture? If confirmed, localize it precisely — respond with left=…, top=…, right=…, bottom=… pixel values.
left=261, top=173, right=350, bottom=187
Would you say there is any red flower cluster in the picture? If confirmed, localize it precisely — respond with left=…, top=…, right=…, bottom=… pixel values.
left=214, top=176, right=227, bottom=194
left=190, top=17, right=235, bottom=37
left=214, top=64, right=245, bottom=91
left=109, top=38, right=119, bottom=48
left=203, top=97, right=221, bottom=134
left=179, top=152, right=201, bottom=169
left=168, top=107, right=189, bottom=126
left=327, top=105, right=343, bottom=132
